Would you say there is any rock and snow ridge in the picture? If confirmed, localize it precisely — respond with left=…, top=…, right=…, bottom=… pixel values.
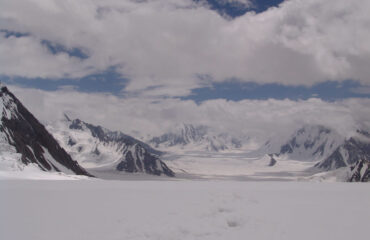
left=149, top=123, right=244, bottom=152
left=267, top=125, right=370, bottom=181
left=48, top=116, right=174, bottom=177
left=274, top=125, right=344, bottom=161
left=315, top=130, right=370, bottom=177
left=0, top=85, right=92, bottom=177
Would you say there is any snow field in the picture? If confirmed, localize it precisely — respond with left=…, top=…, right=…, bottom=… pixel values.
left=1, top=180, right=369, bottom=240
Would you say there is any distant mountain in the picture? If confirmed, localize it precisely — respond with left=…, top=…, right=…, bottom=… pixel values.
left=48, top=116, right=174, bottom=177
left=315, top=130, right=370, bottom=173
left=148, top=124, right=243, bottom=152
left=270, top=125, right=369, bottom=181
left=0, top=85, right=92, bottom=176
left=275, top=125, right=343, bottom=161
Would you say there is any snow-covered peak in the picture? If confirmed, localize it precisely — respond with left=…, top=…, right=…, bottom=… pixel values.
left=48, top=117, right=174, bottom=177
left=274, top=125, right=344, bottom=161
left=148, top=123, right=248, bottom=152
left=315, top=129, right=370, bottom=172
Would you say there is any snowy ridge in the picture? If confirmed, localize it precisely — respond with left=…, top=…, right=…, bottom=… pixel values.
left=48, top=116, right=174, bottom=177
left=0, top=85, right=92, bottom=177
left=262, top=125, right=370, bottom=181
left=149, top=123, right=246, bottom=152
left=275, top=125, right=344, bottom=161
left=316, top=130, right=370, bottom=174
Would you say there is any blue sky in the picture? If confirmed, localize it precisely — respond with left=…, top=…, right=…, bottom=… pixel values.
left=196, top=0, right=285, bottom=17
left=3, top=75, right=369, bottom=102
left=1, top=0, right=370, bottom=102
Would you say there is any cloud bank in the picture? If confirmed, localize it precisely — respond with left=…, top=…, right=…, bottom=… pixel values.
left=1, top=0, right=370, bottom=97
left=10, top=86, right=370, bottom=144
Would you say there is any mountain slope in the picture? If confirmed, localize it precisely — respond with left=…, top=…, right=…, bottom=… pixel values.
left=274, top=125, right=344, bottom=161
left=315, top=130, right=370, bottom=173
left=48, top=117, right=174, bottom=177
left=0, top=85, right=92, bottom=177
left=149, top=124, right=243, bottom=152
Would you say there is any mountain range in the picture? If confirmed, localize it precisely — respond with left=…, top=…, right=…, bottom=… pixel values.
left=148, top=124, right=244, bottom=152
left=0, top=85, right=368, bottom=181
left=47, top=116, right=174, bottom=177
left=269, top=125, right=370, bottom=181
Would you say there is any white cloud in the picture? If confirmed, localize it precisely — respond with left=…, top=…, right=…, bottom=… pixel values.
left=10, top=85, right=370, bottom=143
left=0, top=33, right=94, bottom=78
left=1, top=0, right=370, bottom=97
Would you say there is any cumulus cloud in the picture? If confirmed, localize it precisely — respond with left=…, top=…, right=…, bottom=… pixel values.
left=0, top=33, right=94, bottom=78
left=10, top=85, right=370, bottom=144
left=1, top=0, right=370, bottom=97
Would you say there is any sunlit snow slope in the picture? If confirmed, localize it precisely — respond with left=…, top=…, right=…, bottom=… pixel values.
left=48, top=116, right=174, bottom=177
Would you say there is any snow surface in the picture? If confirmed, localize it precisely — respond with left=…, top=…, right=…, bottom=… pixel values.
left=160, top=150, right=350, bottom=182
left=1, top=180, right=369, bottom=240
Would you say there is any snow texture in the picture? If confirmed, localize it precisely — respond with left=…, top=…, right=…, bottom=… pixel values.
left=1, top=180, right=369, bottom=240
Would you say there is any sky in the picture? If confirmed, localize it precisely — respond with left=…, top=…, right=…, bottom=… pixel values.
left=1, top=0, right=370, bottom=139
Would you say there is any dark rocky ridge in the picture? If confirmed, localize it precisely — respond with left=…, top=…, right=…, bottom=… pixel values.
left=349, top=158, right=369, bottom=182
left=0, top=86, right=92, bottom=176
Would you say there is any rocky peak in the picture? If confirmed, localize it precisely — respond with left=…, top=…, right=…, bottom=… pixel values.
left=0, top=86, right=92, bottom=176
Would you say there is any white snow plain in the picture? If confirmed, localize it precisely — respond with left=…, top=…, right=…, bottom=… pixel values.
left=1, top=180, right=369, bottom=240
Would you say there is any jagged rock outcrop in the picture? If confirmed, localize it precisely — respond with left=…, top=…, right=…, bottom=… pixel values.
left=0, top=85, right=92, bottom=176
left=349, top=158, right=370, bottom=182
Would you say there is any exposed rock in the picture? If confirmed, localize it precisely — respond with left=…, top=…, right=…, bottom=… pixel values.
left=268, top=154, right=277, bottom=166
left=0, top=86, right=92, bottom=177
left=349, top=158, right=370, bottom=182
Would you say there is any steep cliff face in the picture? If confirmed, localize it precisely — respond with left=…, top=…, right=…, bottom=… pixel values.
left=48, top=117, right=174, bottom=177
left=0, top=86, right=92, bottom=176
